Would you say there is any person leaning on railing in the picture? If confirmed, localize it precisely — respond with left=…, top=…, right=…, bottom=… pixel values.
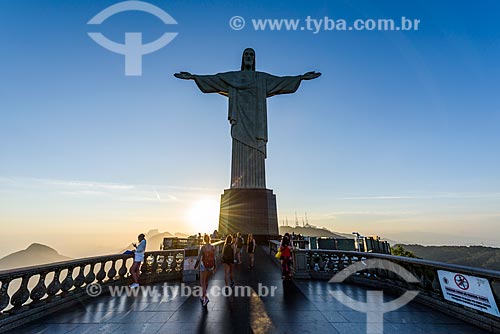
left=130, top=233, right=146, bottom=288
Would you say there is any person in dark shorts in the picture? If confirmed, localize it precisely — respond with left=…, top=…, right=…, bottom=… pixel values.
left=222, top=235, right=235, bottom=288
left=247, top=233, right=256, bottom=269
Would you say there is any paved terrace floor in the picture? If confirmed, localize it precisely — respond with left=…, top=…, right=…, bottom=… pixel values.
left=6, top=246, right=490, bottom=334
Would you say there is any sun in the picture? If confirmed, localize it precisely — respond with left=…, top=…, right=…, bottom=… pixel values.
left=185, top=198, right=220, bottom=233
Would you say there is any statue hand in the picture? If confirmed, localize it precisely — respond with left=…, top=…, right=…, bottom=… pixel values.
left=302, top=71, right=321, bottom=80
left=174, top=71, right=194, bottom=80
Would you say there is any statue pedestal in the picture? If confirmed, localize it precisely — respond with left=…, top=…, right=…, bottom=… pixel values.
left=218, top=188, right=279, bottom=244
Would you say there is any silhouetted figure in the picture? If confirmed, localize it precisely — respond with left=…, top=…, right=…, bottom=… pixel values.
left=174, top=48, right=320, bottom=188
left=222, top=235, right=235, bottom=289
left=235, top=232, right=244, bottom=264
left=247, top=233, right=256, bottom=269
left=279, top=236, right=293, bottom=280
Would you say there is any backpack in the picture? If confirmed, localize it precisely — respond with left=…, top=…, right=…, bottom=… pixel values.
left=222, top=244, right=234, bottom=262
left=281, top=245, right=291, bottom=258
left=237, top=237, right=243, bottom=248
left=202, top=245, right=215, bottom=268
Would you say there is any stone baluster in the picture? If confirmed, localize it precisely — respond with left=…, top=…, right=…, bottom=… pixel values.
left=341, top=254, right=350, bottom=269
left=0, top=279, right=11, bottom=312
left=175, top=252, right=183, bottom=272
left=326, top=257, right=335, bottom=272
left=61, top=267, right=75, bottom=293
left=312, top=253, right=320, bottom=272
left=380, top=266, right=390, bottom=280
left=73, top=265, right=86, bottom=289
left=408, top=266, right=422, bottom=289
left=167, top=255, right=174, bottom=272
left=150, top=255, right=158, bottom=274
left=11, top=276, right=30, bottom=309
left=430, top=269, right=441, bottom=294
left=160, top=255, right=168, bottom=274
left=30, top=273, right=48, bottom=304
left=118, top=259, right=128, bottom=278
left=47, top=270, right=61, bottom=298
left=318, top=254, right=326, bottom=271
left=419, top=268, right=433, bottom=291
left=107, top=260, right=117, bottom=280
left=96, top=262, right=107, bottom=282
left=84, top=263, right=96, bottom=285
left=337, top=255, right=346, bottom=271
left=332, top=255, right=339, bottom=272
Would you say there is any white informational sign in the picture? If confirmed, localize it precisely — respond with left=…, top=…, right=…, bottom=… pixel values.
left=183, top=257, right=197, bottom=271
left=437, top=270, right=500, bottom=317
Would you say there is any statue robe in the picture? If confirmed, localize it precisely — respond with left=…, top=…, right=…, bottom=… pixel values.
left=193, top=71, right=302, bottom=188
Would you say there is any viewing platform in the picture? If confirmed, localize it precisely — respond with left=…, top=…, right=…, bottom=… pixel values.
left=0, top=242, right=498, bottom=333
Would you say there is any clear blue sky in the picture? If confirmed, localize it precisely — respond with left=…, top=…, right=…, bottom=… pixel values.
left=1, top=0, right=500, bottom=256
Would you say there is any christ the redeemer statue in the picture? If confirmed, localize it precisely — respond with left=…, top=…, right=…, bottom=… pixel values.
left=174, top=48, right=320, bottom=189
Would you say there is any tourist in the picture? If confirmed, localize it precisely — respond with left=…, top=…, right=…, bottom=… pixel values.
left=196, top=234, right=216, bottom=307
left=235, top=232, right=244, bottom=264
left=222, top=235, right=235, bottom=288
left=279, top=235, right=293, bottom=280
left=130, top=233, right=146, bottom=288
left=232, top=233, right=238, bottom=263
left=282, top=233, right=290, bottom=243
left=247, top=233, right=256, bottom=269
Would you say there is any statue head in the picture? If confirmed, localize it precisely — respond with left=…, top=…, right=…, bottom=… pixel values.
left=241, top=48, right=255, bottom=71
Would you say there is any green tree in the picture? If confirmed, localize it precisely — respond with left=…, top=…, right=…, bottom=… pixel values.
left=391, top=245, right=417, bottom=258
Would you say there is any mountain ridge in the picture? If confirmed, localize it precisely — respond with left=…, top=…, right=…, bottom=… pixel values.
left=398, top=244, right=500, bottom=272
left=0, top=243, right=71, bottom=270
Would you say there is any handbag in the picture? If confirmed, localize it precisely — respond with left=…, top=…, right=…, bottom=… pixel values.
left=275, top=250, right=282, bottom=259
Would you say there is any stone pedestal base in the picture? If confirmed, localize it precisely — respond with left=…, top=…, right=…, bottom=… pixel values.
left=218, top=188, right=279, bottom=244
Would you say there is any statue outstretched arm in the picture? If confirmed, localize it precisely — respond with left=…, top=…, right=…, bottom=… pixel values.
left=174, top=71, right=194, bottom=80
left=301, top=71, right=321, bottom=80
left=266, top=71, right=319, bottom=97
left=174, top=71, right=229, bottom=95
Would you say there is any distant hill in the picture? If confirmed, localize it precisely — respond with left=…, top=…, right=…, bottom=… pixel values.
left=279, top=226, right=351, bottom=239
left=399, top=244, right=500, bottom=272
left=0, top=243, right=71, bottom=270
left=384, top=231, right=500, bottom=248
